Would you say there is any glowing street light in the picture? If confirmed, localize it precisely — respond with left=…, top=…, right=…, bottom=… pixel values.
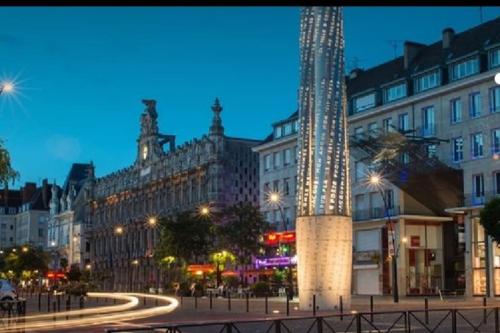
left=0, top=250, right=4, bottom=254
left=266, top=191, right=287, bottom=231
left=85, top=264, right=91, bottom=271
left=0, top=82, right=14, bottom=95
left=50, top=241, right=56, bottom=247
left=22, top=246, right=29, bottom=253
left=147, top=217, right=157, bottom=227
left=132, top=259, right=139, bottom=265
left=200, top=206, right=210, bottom=216
left=369, top=174, right=381, bottom=186
left=495, top=72, right=500, bottom=85
left=114, top=226, right=124, bottom=235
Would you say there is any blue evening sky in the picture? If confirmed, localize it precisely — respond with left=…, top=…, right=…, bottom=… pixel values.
left=1, top=7, right=499, bottom=186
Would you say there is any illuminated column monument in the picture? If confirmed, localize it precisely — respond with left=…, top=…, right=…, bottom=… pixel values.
left=296, top=7, right=352, bottom=311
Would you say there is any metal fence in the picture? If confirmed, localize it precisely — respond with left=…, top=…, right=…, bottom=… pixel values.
left=106, top=305, right=500, bottom=333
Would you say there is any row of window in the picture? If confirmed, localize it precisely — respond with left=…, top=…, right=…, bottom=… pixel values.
left=263, top=207, right=294, bottom=225
left=263, top=177, right=297, bottom=197
left=452, top=129, right=500, bottom=162
left=263, top=146, right=298, bottom=171
left=352, top=47, right=500, bottom=114
left=353, top=87, right=500, bottom=141
left=471, top=172, right=500, bottom=204
left=274, top=119, right=299, bottom=139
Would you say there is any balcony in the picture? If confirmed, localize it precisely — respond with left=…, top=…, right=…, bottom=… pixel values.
left=353, top=206, right=400, bottom=222
left=418, top=125, right=436, bottom=138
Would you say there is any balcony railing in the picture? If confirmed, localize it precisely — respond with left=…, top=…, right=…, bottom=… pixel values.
left=353, top=206, right=400, bottom=221
left=464, top=191, right=500, bottom=207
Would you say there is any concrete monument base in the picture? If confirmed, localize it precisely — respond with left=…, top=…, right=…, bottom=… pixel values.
left=296, top=215, right=352, bottom=311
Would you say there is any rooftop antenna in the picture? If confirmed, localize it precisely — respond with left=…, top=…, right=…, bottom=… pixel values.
left=387, top=40, right=403, bottom=59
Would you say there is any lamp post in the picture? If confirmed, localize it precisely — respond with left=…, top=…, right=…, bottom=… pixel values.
left=267, top=191, right=288, bottom=232
left=0, top=82, right=14, bottom=95
left=114, top=225, right=131, bottom=291
left=369, top=172, right=406, bottom=303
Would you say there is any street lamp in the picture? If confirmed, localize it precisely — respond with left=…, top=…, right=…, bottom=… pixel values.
left=200, top=206, right=210, bottom=217
left=147, top=216, right=157, bottom=227
left=368, top=171, right=401, bottom=303
left=22, top=246, right=29, bottom=253
left=0, top=82, right=14, bottom=95
left=495, top=72, right=500, bottom=85
left=114, top=226, right=124, bottom=235
left=266, top=191, right=287, bottom=231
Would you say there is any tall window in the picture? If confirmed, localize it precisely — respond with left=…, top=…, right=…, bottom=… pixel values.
left=398, top=113, right=409, bottom=131
left=472, top=218, right=486, bottom=295
left=383, top=118, right=393, bottom=133
left=384, top=82, right=407, bottom=102
left=472, top=174, right=485, bottom=204
left=283, top=178, right=290, bottom=195
left=274, top=126, right=283, bottom=139
left=284, top=148, right=292, bottom=166
left=470, top=92, right=481, bottom=118
left=427, top=144, right=437, bottom=158
left=283, top=122, right=293, bottom=136
left=493, top=129, right=500, bottom=155
left=384, top=189, right=394, bottom=210
left=450, top=57, right=479, bottom=81
left=354, top=127, right=364, bottom=139
left=368, top=122, right=378, bottom=137
left=450, top=98, right=462, bottom=124
left=495, top=172, right=500, bottom=196
left=273, top=151, right=281, bottom=169
left=414, top=70, right=440, bottom=93
left=264, top=155, right=272, bottom=171
left=490, top=48, right=500, bottom=68
left=471, top=133, right=484, bottom=158
left=490, top=87, right=500, bottom=113
left=452, top=137, right=464, bottom=162
left=294, top=145, right=298, bottom=164
left=422, top=106, right=435, bottom=137
left=354, top=161, right=365, bottom=182
left=273, top=180, right=279, bottom=192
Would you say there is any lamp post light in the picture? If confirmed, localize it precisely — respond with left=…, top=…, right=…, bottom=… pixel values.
left=0, top=82, right=14, bottom=95
left=495, top=72, right=500, bottom=85
left=267, top=191, right=288, bottom=232
left=368, top=172, right=402, bottom=303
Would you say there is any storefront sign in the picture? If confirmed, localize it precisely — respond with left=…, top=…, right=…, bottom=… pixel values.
left=264, top=231, right=296, bottom=245
left=46, top=271, right=66, bottom=279
left=255, top=255, right=297, bottom=268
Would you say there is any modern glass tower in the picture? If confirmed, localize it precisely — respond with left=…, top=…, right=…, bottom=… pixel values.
left=296, top=6, right=352, bottom=311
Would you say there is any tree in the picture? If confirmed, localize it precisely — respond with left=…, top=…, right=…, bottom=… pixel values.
left=209, top=250, right=236, bottom=286
left=2, top=245, right=49, bottom=281
left=0, top=139, right=19, bottom=188
left=155, top=210, right=213, bottom=286
left=67, top=264, right=82, bottom=282
left=218, top=203, right=269, bottom=285
left=480, top=197, right=500, bottom=243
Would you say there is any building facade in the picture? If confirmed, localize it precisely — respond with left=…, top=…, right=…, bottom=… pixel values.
left=0, top=180, right=52, bottom=250
left=254, top=17, right=500, bottom=297
left=85, top=98, right=261, bottom=291
left=47, top=163, right=94, bottom=271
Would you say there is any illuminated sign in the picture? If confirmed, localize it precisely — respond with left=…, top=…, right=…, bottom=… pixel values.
left=46, top=271, right=66, bottom=279
left=255, top=255, right=297, bottom=268
left=264, top=231, right=296, bottom=245
left=187, top=264, right=214, bottom=274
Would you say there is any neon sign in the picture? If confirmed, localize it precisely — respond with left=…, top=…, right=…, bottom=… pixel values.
left=264, top=231, right=296, bottom=245
left=255, top=255, right=297, bottom=268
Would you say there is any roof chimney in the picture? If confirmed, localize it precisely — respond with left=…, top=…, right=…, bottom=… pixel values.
left=349, top=68, right=363, bottom=79
left=403, top=41, right=425, bottom=69
left=442, top=28, right=455, bottom=49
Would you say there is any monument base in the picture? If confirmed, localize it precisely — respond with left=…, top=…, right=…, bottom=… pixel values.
left=296, top=215, right=352, bottom=311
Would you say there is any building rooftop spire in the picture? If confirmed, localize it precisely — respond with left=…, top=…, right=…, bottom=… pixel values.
left=209, top=97, right=224, bottom=136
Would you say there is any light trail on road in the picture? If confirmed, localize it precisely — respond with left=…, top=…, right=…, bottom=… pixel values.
left=1, top=292, right=179, bottom=332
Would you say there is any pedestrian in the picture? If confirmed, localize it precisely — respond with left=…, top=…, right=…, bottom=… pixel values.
left=190, top=282, right=196, bottom=297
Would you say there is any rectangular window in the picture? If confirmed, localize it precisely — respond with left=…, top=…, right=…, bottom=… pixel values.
left=495, top=172, right=500, bottom=195
left=452, top=137, right=464, bottom=162
left=490, top=48, right=500, bottom=68
left=384, top=82, right=407, bottom=102
left=284, top=148, right=292, bottom=166
left=353, top=93, right=376, bottom=113
left=273, top=180, right=279, bottom=192
left=294, top=145, right=298, bottom=164
left=450, top=57, right=479, bottom=81
left=354, top=126, right=364, bottom=140
left=472, top=174, right=485, bottom=204
left=422, top=106, right=435, bottom=137
left=354, top=161, right=365, bottom=182
left=398, top=113, right=409, bottom=131
left=470, top=92, right=481, bottom=118
left=264, top=182, right=270, bottom=193
left=414, top=70, right=440, bottom=93
left=273, top=151, right=280, bottom=169
left=383, top=118, right=393, bottom=133
left=274, top=126, right=283, bottom=139
left=490, top=87, right=500, bottom=113
left=283, top=122, right=293, bottom=136
left=427, top=144, right=437, bottom=158
left=385, top=189, right=394, bottom=209
left=283, top=178, right=290, bottom=195
left=264, top=155, right=272, bottom=171
left=471, top=133, right=484, bottom=158
left=401, top=152, right=410, bottom=164
left=450, top=98, right=462, bottom=124
left=368, top=122, right=378, bottom=137
left=493, top=129, right=500, bottom=155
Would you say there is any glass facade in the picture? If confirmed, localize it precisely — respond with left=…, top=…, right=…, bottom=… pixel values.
left=472, top=218, right=487, bottom=295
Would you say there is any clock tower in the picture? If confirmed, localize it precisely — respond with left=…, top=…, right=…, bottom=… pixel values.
left=137, top=99, right=162, bottom=166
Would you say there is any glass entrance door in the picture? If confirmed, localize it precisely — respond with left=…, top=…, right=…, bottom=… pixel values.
left=407, top=248, right=442, bottom=295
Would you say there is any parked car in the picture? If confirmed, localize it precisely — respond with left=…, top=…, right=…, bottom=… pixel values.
left=0, top=279, right=18, bottom=310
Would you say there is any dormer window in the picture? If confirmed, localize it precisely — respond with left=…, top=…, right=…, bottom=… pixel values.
left=450, top=57, right=479, bottom=81
left=274, top=126, right=283, bottom=139
left=353, top=93, right=376, bottom=113
left=414, top=70, right=440, bottom=93
left=142, top=145, right=148, bottom=160
left=384, top=82, right=407, bottom=103
left=489, top=47, right=500, bottom=68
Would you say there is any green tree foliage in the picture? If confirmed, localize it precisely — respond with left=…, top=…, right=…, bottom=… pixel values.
left=209, top=250, right=236, bottom=286
left=480, top=198, right=500, bottom=243
left=0, top=139, right=19, bottom=188
left=1, top=245, right=49, bottom=280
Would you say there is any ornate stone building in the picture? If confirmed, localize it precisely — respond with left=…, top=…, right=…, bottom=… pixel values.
left=86, top=98, right=261, bottom=291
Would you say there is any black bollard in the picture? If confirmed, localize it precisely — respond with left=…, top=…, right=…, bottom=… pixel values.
left=194, top=295, right=198, bottom=309
left=286, top=295, right=290, bottom=316
left=246, top=292, right=250, bottom=313
left=180, top=295, right=183, bottom=308
left=425, top=298, right=429, bottom=325
left=265, top=293, right=268, bottom=314
left=38, top=292, right=41, bottom=312
left=209, top=292, right=213, bottom=310
left=57, top=294, right=61, bottom=312
left=340, top=295, right=343, bottom=321
left=370, top=296, right=374, bottom=323
left=484, top=297, right=487, bottom=324
left=228, top=292, right=231, bottom=311
left=313, top=295, right=316, bottom=316
left=47, top=293, right=51, bottom=312
left=143, top=296, right=146, bottom=306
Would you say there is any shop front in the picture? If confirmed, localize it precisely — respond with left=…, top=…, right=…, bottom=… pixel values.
left=353, top=228, right=382, bottom=295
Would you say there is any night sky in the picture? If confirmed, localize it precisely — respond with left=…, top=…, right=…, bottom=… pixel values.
left=1, top=6, right=499, bottom=186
